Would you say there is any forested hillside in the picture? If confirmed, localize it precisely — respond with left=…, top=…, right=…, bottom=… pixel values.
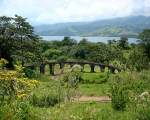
left=35, top=16, right=150, bottom=37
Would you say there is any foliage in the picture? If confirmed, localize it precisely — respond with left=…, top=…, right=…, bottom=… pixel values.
left=0, top=58, right=8, bottom=69
left=135, top=97, right=150, bottom=120
left=62, top=66, right=82, bottom=101
left=62, top=37, right=77, bottom=46
left=0, top=59, right=38, bottom=104
left=128, top=47, right=149, bottom=71
left=23, top=67, right=37, bottom=78
left=0, top=15, right=40, bottom=68
left=117, top=37, right=129, bottom=49
left=111, top=75, right=129, bottom=111
left=30, top=94, right=59, bottom=107
left=139, top=29, right=150, bottom=59
left=110, top=71, right=150, bottom=112
left=42, top=49, right=62, bottom=60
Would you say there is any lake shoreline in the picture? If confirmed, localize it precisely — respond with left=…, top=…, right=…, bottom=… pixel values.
left=41, top=36, right=139, bottom=43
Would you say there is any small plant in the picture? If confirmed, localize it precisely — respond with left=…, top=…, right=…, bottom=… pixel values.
left=62, top=65, right=82, bottom=101
left=135, top=92, right=150, bottom=120
left=15, top=102, right=30, bottom=120
left=110, top=75, right=129, bottom=111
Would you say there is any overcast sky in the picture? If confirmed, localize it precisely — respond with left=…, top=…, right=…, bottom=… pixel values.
left=0, top=0, right=150, bottom=24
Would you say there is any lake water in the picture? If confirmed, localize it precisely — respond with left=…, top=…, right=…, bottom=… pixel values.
left=41, top=36, right=139, bottom=43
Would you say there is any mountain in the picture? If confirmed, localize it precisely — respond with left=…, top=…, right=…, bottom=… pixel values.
left=34, top=16, right=150, bottom=37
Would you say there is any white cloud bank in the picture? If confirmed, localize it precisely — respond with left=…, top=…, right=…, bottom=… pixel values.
left=0, top=0, right=150, bottom=24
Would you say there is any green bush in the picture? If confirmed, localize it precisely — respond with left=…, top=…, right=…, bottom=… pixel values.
left=136, top=103, right=150, bottom=120
left=15, top=102, right=30, bottom=120
left=110, top=71, right=150, bottom=113
left=0, top=104, right=15, bottom=120
left=135, top=92, right=150, bottom=120
left=110, top=75, right=129, bottom=111
left=23, top=67, right=37, bottom=78
left=0, top=101, right=35, bottom=120
left=30, top=94, right=59, bottom=107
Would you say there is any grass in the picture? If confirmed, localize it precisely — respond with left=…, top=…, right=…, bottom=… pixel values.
left=78, top=83, right=110, bottom=96
left=28, top=65, right=138, bottom=120
left=30, top=102, right=135, bottom=120
left=81, top=72, right=109, bottom=84
left=34, top=65, right=111, bottom=98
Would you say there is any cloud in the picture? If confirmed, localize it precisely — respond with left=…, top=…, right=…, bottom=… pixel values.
left=0, top=0, right=150, bottom=24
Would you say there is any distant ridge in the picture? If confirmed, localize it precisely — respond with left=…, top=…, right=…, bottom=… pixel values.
left=34, top=16, right=150, bottom=37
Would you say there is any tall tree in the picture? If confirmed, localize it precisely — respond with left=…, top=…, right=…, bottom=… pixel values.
left=13, top=15, right=40, bottom=65
left=0, top=16, right=14, bottom=68
left=0, top=15, right=41, bottom=68
left=118, top=37, right=129, bottom=49
left=139, top=29, right=150, bottom=59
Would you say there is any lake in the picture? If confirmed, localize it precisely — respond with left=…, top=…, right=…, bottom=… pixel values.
left=41, top=36, right=139, bottom=43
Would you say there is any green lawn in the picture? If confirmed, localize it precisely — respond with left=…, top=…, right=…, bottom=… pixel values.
left=30, top=102, right=135, bottom=120
left=78, top=83, right=110, bottom=96
left=81, top=72, right=109, bottom=84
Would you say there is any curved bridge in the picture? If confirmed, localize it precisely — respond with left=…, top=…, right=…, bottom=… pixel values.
left=27, top=61, right=121, bottom=75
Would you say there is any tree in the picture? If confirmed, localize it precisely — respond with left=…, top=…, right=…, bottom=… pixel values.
left=0, top=16, right=14, bottom=68
left=13, top=15, right=40, bottom=65
left=62, top=37, right=77, bottom=46
left=139, top=29, right=150, bottom=59
left=78, top=38, right=89, bottom=45
left=128, top=47, right=149, bottom=71
left=0, top=15, right=40, bottom=68
left=118, top=37, right=129, bottom=49
left=42, top=49, right=62, bottom=60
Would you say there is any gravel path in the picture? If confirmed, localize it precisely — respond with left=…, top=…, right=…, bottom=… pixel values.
left=73, top=96, right=111, bottom=103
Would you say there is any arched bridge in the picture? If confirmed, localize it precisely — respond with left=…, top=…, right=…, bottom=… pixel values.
left=26, top=61, right=121, bottom=75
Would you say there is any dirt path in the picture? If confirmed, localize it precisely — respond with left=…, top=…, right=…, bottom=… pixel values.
left=73, top=96, right=111, bottom=103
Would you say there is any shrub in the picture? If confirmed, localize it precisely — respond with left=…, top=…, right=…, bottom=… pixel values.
left=62, top=68, right=81, bottom=101
left=128, top=48, right=149, bottom=71
left=135, top=92, right=150, bottom=120
left=23, top=67, right=37, bottom=78
left=110, top=71, right=150, bottom=113
left=110, top=75, right=129, bottom=111
left=30, top=94, right=59, bottom=107
left=0, top=66, right=38, bottom=104
left=15, top=102, right=31, bottom=120
left=136, top=102, right=150, bottom=120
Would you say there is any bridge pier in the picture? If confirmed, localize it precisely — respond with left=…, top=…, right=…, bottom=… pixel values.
left=90, top=64, right=95, bottom=73
left=80, top=64, right=84, bottom=72
left=99, top=64, right=105, bottom=72
left=40, top=64, right=45, bottom=74
left=59, top=63, right=64, bottom=69
left=37, top=61, right=119, bottom=75
left=59, top=63, right=65, bottom=74
left=49, top=63, right=55, bottom=75
left=108, top=65, right=115, bottom=73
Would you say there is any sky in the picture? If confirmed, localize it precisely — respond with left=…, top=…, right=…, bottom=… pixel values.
left=0, top=0, right=150, bottom=25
